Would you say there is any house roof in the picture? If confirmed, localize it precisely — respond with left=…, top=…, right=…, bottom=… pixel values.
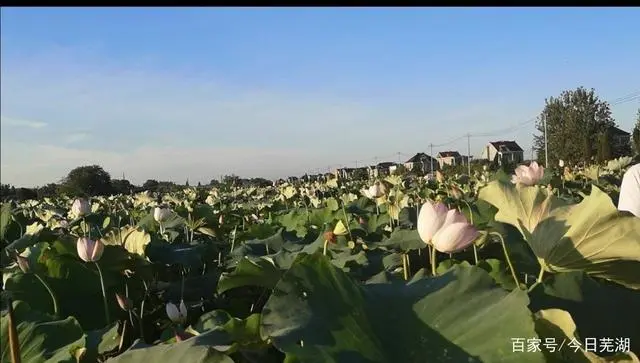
left=405, top=152, right=436, bottom=163
left=376, top=162, right=396, bottom=168
left=609, top=126, right=630, bottom=136
left=437, top=151, right=461, bottom=158
left=489, top=141, right=523, bottom=152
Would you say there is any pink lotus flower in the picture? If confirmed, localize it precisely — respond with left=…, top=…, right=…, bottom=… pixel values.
left=77, top=237, right=104, bottom=262
left=417, top=200, right=479, bottom=253
left=511, top=161, right=545, bottom=186
left=417, top=200, right=449, bottom=242
left=431, top=209, right=480, bottom=253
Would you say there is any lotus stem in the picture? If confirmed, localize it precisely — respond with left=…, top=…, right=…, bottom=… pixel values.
left=341, top=202, right=353, bottom=241
left=34, top=273, right=59, bottom=317
left=6, top=298, right=21, bottom=363
left=491, top=232, right=520, bottom=289
left=527, top=267, right=545, bottom=293
left=94, top=262, right=111, bottom=325
left=430, top=245, right=437, bottom=276
left=402, top=253, right=409, bottom=281
left=460, top=200, right=478, bottom=265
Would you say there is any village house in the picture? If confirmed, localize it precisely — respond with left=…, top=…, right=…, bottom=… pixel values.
left=368, top=162, right=395, bottom=178
left=609, top=126, right=631, bottom=155
left=334, top=166, right=369, bottom=180
left=480, top=140, right=524, bottom=165
left=436, top=151, right=463, bottom=168
left=404, top=152, right=439, bottom=173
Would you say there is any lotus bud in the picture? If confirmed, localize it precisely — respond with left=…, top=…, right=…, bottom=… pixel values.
left=71, top=198, right=91, bottom=217
left=16, top=255, right=30, bottom=273
left=358, top=217, right=366, bottom=225
left=218, top=214, right=224, bottom=225
left=368, top=183, right=384, bottom=198
left=435, top=170, right=444, bottom=183
left=483, top=165, right=488, bottom=171
left=153, top=207, right=171, bottom=223
left=431, top=209, right=479, bottom=253
left=115, top=293, right=133, bottom=311
left=166, top=300, right=188, bottom=324
left=558, top=159, right=565, bottom=167
left=511, top=161, right=545, bottom=186
left=76, top=237, right=104, bottom=262
left=417, top=200, right=449, bottom=244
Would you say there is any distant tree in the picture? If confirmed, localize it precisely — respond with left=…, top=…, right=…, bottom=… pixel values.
left=15, top=187, right=38, bottom=201
left=37, top=183, right=59, bottom=199
left=142, top=179, right=159, bottom=192
left=112, top=179, right=134, bottom=195
left=185, top=179, right=190, bottom=187
left=633, top=109, right=640, bottom=155
left=222, top=174, right=241, bottom=187
left=248, top=178, right=272, bottom=188
left=533, top=87, right=616, bottom=167
left=596, top=130, right=612, bottom=163
left=197, top=181, right=202, bottom=188
left=59, top=165, right=113, bottom=197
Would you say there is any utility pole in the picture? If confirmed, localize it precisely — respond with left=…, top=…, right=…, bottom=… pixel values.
left=531, top=146, right=534, bottom=161
left=429, top=143, right=434, bottom=173
left=543, top=116, right=549, bottom=167
left=466, top=133, right=471, bottom=176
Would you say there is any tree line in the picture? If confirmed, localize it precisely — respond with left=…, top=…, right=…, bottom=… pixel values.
left=0, top=165, right=274, bottom=201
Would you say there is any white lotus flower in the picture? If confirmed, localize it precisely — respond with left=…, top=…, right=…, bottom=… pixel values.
left=71, top=198, right=91, bottom=217
left=166, top=300, right=188, bottom=324
left=511, top=161, right=545, bottom=186
left=153, top=207, right=172, bottom=223
left=77, top=237, right=104, bottom=262
left=558, top=159, right=565, bottom=167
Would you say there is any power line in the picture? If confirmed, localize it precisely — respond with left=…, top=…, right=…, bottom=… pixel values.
left=307, top=90, right=639, bottom=176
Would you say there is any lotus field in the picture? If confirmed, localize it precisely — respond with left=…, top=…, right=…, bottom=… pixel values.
left=2, top=158, right=640, bottom=363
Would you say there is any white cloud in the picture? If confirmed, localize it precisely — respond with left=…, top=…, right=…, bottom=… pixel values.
left=0, top=115, right=48, bottom=129
left=65, top=132, right=90, bottom=143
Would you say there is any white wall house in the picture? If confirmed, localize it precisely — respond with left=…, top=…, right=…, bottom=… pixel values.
left=480, top=141, right=524, bottom=165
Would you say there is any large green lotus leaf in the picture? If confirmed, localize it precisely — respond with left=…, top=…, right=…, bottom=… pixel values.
left=217, top=256, right=282, bottom=294
left=104, top=330, right=234, bottom=363
left=526, top=185, right=640, bottom=289
left=534, top=309, right=639, bottom=362
left=529, top=271, right=640, bottom=355
left=260, top=253, right=545, bottom=363
left=478, top=181, right=567, bottom=237
left=188, top=310, right=268, bottom=354
left=102, top=226, right=151, bottom=257
left=1, top=301, right=85, bottom=363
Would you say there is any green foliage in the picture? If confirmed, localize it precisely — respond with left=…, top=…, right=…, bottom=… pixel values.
left=533, top=87, right=617, bottom=166
left=60, top=165, right=113, bottom=197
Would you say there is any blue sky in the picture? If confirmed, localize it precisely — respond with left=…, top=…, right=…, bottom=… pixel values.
left=1, top=7, right=639, bottom=187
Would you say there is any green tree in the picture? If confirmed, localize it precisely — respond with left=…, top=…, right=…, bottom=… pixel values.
left=60, top=165, right=113, bottom=197
left=596, top=130, right=612, bottom=163
left=633, top=108, right=640, bottom=155
left=112, top=179, right=134, bottom=195
left=533, top=87, right=616, bottom=166
left=142, top=179, right=159, bottom=192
